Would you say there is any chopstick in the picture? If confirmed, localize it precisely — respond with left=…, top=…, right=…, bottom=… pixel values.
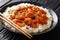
left=0, top=13, right=32, bottom=39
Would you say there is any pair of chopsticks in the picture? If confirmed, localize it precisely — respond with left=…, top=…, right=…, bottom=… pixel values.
left=0, top=13, right=32, bottom=39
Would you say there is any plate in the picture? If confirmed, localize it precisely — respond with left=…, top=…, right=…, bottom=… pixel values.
left=0, top=1, right=58, bottom=35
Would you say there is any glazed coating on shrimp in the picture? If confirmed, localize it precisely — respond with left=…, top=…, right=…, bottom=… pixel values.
left=8, top=5, right=48, bottom=28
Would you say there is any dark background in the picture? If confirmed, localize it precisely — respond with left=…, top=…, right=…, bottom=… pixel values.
left=0, top=0, right=60, bottom=40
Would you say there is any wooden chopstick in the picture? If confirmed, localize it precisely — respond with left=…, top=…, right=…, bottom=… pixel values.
left=0, top=13, right=32, bottom=39
left=0, top=16, right=32, bottom=39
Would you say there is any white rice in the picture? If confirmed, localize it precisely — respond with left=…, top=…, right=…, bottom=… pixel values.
left=3, top=3, right=52, bottom=34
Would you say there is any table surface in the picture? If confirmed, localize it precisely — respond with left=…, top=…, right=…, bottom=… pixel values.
left=0, top=0, right=60, bottom=40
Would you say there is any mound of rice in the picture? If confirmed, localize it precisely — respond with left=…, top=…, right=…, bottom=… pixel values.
left=3, top=3, right=52, bottom=34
